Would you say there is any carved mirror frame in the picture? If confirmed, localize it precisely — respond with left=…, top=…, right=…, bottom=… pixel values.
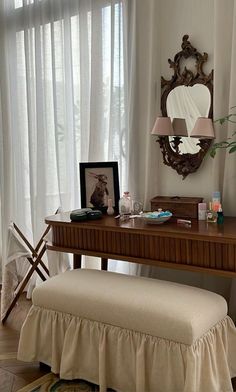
left=159, top=34, right=213, bottom=179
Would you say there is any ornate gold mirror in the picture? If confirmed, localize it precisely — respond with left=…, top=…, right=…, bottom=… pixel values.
left=157, top=34, right=213, bottom=179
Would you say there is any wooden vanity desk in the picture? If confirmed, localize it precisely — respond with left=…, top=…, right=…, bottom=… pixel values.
left=45, top=213, right=236, bottom=278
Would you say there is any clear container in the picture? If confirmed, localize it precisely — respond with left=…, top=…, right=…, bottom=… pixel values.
left=131, top=199, right=143, bottom=215
left=198, top=202, right=207, bottom=220
left=206, top=202, right=217, bottom=223
left=119, top=192, right=131, bottom=215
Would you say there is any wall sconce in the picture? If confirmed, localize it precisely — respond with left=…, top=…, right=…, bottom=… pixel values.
left=151, top=117, right=174, bottom=136
left=171, top=118, right=188, bottom=153
left=172, top=118, right=188, bottom=137
left=151, top=115, right=214, bottom=179
left=190, top=117, right=215, bottom=139
left=190, top=117, right=215, bottom=149
left=151, top=117, right=188, bottom=154
left=151, top=117, right=188, bottom=137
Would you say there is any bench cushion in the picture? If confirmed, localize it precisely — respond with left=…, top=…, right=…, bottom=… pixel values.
left=32, top=269, right=227, bottom=345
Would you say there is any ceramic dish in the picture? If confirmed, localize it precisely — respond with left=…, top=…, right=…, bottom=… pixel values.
left=141, top=211, right=172, bottom=224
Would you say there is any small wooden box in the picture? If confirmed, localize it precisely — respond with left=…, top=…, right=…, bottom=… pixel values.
left=150, top=196, right=203, bottom=219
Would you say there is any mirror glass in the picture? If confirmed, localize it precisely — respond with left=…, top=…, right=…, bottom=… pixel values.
left=159, top=35, right=213, bottom=178
left=166, top=84, right=211, bottom=154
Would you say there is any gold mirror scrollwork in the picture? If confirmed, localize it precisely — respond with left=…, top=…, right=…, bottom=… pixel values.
left=158, top=34, right=213, bottom=179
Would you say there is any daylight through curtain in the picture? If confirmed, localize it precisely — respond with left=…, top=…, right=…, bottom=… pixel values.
left=0, top=0, right=128, bottom=276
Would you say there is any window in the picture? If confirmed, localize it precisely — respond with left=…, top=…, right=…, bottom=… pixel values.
left=2, top=0, right=128, bottom=222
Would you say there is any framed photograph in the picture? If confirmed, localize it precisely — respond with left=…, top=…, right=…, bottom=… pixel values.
left=79, top=161, right=120, bottom=213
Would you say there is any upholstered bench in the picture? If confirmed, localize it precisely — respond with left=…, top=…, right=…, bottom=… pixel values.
left=18, top=269, right=236, bottom=392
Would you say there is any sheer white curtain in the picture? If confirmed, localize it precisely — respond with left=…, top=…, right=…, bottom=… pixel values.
left=123, top=0, right=160, bottom=209
left=109, top=0, right=161, bottom=275
left=0, top=0, right=129, bottom=278
left=213, top=0, right=236, bottom=215
left=213, top=0, right=236, bottom=320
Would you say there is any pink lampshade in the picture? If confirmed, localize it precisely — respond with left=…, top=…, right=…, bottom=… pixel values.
left=151, top=117, right=174, bottom=136
left=172, top=118, right=188, bottom=137
left=190, top=117, right=215, bottom=139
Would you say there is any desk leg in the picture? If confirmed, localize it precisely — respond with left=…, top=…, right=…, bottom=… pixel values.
left=101, top=258, right=108, bottom=270
left=73, top=254, right=81, bottom=269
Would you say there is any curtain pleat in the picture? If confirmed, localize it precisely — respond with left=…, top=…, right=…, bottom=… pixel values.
left=0, top=0, right=128, bottom=278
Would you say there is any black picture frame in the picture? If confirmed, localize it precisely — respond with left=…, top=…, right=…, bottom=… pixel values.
left=79, top=161, right=120, bottom=214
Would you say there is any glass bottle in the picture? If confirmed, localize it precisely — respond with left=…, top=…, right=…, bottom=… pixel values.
left=206, top=202, right=217, bottom=223
left=131, top=199, right=143, bottom=215
left=198, top=202, right=207, bottom=220
left=119, top=192, right=131, bottom=216
left=217, top=205, right=224, bottom=224
left=212, top=191, right=221, bottom=204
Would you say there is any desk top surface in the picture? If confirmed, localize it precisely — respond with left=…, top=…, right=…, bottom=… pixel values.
left=45, top=212, right=236, bottom=243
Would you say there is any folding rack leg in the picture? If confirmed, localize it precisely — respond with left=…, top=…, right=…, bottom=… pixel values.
left=2, top=245, right=47, bottom=324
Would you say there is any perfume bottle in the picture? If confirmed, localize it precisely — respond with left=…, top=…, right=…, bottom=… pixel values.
left=212, top=191, right=221, bottom=213
left=212, top=191, right=221, bottom=204
left=119, top=192, right=131, bottom=216
left=217, top=204, right=224, bottom=224
left=131, top=199, right=143, bottom=215
left=198, top=202, right=207, bottom=220
left=206, top=202, right=217, bottom=223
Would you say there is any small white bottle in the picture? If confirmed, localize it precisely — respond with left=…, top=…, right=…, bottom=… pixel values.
left=119, top=192, right=131, bottom=216
left=107, top=198, right=114, bottom=216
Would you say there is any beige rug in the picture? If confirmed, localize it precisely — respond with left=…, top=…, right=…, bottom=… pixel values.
left=17, top=373, right=116, bottom=392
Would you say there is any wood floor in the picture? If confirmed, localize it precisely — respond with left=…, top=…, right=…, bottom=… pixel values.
left=0, top=294, right=48, bottom=392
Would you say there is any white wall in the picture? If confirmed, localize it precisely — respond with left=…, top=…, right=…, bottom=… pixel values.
left=154, top=0, right=215, bottom=203
left=140, top=0, right=234, bottom=296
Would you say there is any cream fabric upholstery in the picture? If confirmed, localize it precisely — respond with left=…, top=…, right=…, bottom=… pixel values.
left=18, top=269, right=236, bottom=392
left=32, top=269, right=227, bottom=345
